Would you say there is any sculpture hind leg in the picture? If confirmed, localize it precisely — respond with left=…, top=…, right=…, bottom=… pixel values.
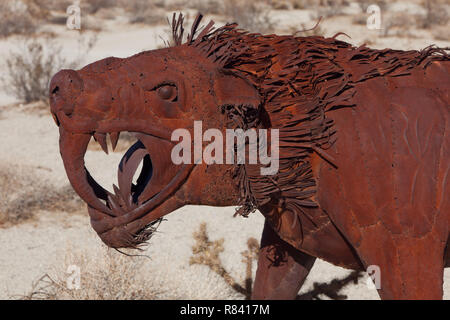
left=252, top=221, right=316, bottom=299
left=356, top=230, right=446, bottom=300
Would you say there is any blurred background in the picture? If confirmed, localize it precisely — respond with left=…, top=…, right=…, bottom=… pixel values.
left=0, top=0, right=449, bottom=105
left=0, top=0, right=448, bottom=300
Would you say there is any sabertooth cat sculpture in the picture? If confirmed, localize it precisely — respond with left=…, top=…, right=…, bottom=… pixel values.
left=49, top=14, right=449, bottom=299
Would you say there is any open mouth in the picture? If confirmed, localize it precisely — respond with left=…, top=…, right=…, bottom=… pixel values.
left=89, top=133, right=155, bottom=214
left=59, top=128, right=193, bottom=248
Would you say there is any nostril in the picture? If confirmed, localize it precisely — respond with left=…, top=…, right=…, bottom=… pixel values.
left=52, top=86, right=59, bottom=94
left=49, top=69, right=83, bottom=98
left=51, top=86, right=60, bottom=95
left=49, top=70, right=83, bottom=117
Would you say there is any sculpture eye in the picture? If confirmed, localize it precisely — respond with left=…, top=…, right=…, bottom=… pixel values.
left=157, top=84, right=177, bottom=101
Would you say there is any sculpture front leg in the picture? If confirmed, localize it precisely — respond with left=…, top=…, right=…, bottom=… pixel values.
left=252, top=221, right=316, bottom=299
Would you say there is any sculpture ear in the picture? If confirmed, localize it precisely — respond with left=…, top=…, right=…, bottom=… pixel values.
left=214, top=71, right=261, bottom=110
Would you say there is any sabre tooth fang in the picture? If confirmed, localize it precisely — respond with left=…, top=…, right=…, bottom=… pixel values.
left=94, top=133, right=109, bottom=154
left=113, top=184, right=121, bottom=197
left=127, top=194, right=134, bottom=207
left=110, top=132, right=120, bottom=151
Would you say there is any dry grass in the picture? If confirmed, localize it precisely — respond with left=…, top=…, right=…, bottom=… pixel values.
left=190, top=222, right=259, bottom=299
left=417, top=0, right=449, bottom=29
left=119, top=0, right=167, bottom=25
left=354, top=0, right=387, bottom=11
left=224, top=0, right=275, bottom=34
left=381, top=12, right=414, bottom=37
left=33, top=0, right=73, bottom=13
left=286, top=0, right=327, bottom=9
left=351, top=13, right=368, bottom=26
left=1, top=35, right=96, bottom=104
left=351, top=0, right=449, bottom=37
left=190, top=223, right=367, bottom=300
left=20, top=248, right=158, bottom=300
left=189, top=0, right=223, bottom=14
left=84, top=0, right=118, bottom=15
left=315, top=1, right=349, bottom=19
left=432, top=25, right=450, bottom=41
left=0, top=164, right=83, bottom=227
left=0, top=2, right=36, bottom=38
left=284, top=0, right=354, bottom=12
left=36, top=0, right=117, bottom=15
left=1, top=37, right=66, bottom=104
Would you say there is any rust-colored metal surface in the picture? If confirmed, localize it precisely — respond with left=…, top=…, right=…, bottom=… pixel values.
left=49, top=14, right=450, bottom=300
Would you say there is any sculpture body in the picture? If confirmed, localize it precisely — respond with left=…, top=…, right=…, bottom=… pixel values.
left=49, top=14, right=450, bottom=299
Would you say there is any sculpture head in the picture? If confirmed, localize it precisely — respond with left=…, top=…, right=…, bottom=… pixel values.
left=49, top=15, right=264, bottom=248
left=50, top=14, right=354, bottom=249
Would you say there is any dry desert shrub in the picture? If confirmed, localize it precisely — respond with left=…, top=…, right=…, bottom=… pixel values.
left=432, top=25, right=450, bottom=41
left=351, top=13, right=367, bottom=26
left=41, top=0, right=119, bottom=15
left=224, top=0, right=274, bottom=34
left=0, top=0, right=57, bottom=33
left=381, top=12, right=414, bottom=37
left=22, top=248, right=158, bottom=300
left=0, top=1, right=36, bottom=37
left=355, top=0, right=386, bottom=12
left=315, top=1, right=350, bottom=18
left=36, top=0, right=112, bottom=29
left=190, top=223, right=366, bottom=300
left=189, top=0, right=223, bottom=14
left=416, top=0, right=449, bottom=29
left=47, top=14, right=70, bottom=26
left=0, top=164, right=83, bottom=226
left=286, top=0, right=334, bottom=10
left=119, top=0, right=167, bottom=25
left=289, top=0, right=319, bottom=9
left=83, top=0, right=118, bottom=15
left=190, top=222, right=259, bottom=300
left=287, top=0, right=352, bottom=12
left=2, top=38, right=67, bottom=104
left=33, top=0, right=73, bottom=12
left=268, top=0, right=292, bottom=10
left=1, top=35, right=96, bottom=104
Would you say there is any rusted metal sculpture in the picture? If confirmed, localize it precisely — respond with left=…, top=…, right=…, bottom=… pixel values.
left=49, top=14, right=449, bottom=300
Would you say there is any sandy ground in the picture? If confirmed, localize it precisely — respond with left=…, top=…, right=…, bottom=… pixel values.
left=0, top=1, right=449, bottom=300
